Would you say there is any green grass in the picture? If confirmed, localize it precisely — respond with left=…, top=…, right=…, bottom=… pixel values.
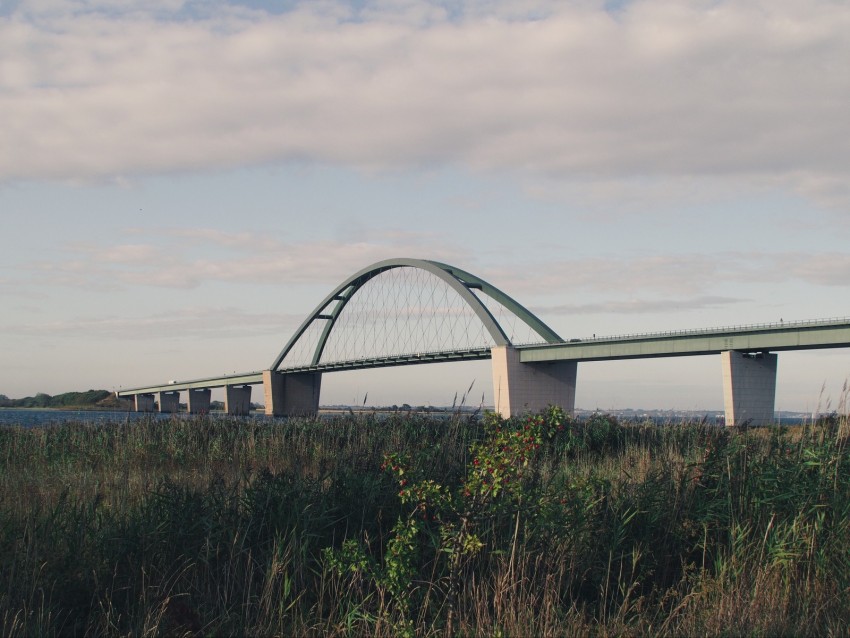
left=1, top=411, right=849, bottom=636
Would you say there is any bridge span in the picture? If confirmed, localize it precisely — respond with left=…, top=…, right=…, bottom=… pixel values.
left=117, top=259, right=850, bottom=425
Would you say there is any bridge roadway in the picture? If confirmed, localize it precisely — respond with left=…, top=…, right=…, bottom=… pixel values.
left=117, top=348, right=494, bottom=395
left=117, top=318, right=850, bottom=422
left=518, top=317, right=850, bottom=363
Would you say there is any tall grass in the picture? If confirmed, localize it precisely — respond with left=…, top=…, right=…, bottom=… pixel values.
left=1, top=411, right=849, bottom=635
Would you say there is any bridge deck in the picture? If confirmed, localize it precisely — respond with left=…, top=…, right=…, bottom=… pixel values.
left=117, top=371, right=265, bottom=396
left=117, top=318, right=850, bottom=397
left=116, top=348, right=492, bottom=396
left=519, top=318, right=850, bottom=363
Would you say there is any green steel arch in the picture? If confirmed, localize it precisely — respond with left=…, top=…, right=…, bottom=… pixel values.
left=270, top=258, right=562, bottom=370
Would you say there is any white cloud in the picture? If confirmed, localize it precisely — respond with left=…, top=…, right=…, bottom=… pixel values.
left=532, top=295, right=743, bottom=315
left=783, top=253, right=850, bottom=287
left=87, top=243, right=162, bottom=263
left=22, top=230, right=468, bottom=289
left=2, top=0, right=849, bottom=211
left=483, top=253, right=730, bottom=297
left=16, top=223, right=850, bottom=305
left=1, top=305, right=303, bottom=339
left=482, top=251, right=850, bottom=299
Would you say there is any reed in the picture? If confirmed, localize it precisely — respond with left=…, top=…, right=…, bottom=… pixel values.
left=1, top=410, right=848, bottom=635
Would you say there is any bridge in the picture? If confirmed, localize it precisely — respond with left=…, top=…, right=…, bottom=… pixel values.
left=117, top=258, right=850, bottom=425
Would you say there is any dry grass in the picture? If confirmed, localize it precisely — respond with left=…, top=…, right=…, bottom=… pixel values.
left=1, top=410, right=849, bottom=636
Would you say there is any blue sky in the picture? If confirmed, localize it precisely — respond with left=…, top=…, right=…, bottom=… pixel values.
left=2, top=0, right=849, bottom=412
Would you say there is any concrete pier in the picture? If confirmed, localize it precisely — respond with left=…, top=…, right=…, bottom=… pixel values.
left=491, top=345, right=577, bottom=417
left=721, top=351, right=778, bottom=426
left=263, top=370, right=321, bottom=417
left=134, top=393, right=155, bottom=412
left=263, top=371, right=285, bottom=416
left=225, top=385, right=252, bottom=416
left=187, top=388, right=211, bottom=414
left=158, top=391, right=180, bottom=413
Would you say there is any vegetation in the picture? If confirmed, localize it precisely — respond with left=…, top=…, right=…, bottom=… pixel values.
left=0, top=389, right=112, bottom=409
left=1, top=409, right=849, bottom=636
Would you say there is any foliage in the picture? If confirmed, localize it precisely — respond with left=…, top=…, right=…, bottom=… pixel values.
left=1, top=410, right=850, bottom=635
left=0, top=389, right=112, bottom=408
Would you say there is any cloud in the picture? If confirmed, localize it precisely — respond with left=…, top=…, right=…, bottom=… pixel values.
left=532, top=295, right=743, bottom=315
left=1, top=305, right=303, bottom=339
left=782, top=253, right=850, bottom=287
left=2, top=0, right=849, bottom=211
left=168, top=228, right=282, bottom=251
left=22, top=229, right=468, bottom=289
left=481, top=251, right=850, bottom=298
left=484, top=254, right=731, bottom=297
left=87, top=243, right=163, bottom=263
left=16, top=222, right=850, bottom=300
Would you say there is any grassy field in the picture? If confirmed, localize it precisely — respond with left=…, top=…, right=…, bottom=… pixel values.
left=1, top=409, right=849, bottom=636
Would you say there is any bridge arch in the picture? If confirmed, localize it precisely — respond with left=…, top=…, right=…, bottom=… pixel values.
left=270, top=258, right=562, bottom=371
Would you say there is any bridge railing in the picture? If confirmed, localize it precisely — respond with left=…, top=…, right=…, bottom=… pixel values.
left=278, top=346, right=494, bottom=372
left=526, top=316, right=850, bottom=347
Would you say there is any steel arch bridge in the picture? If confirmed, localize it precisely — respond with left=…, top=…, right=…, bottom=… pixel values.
left=119, top=257, right=575, bottom=417
left=270, top=258, right=562, bottom=373
left=118, top=258, right=850, bottom=424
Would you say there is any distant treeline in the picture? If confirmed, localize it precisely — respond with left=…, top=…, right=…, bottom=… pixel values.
left=0, top=390, right=111, bottom=408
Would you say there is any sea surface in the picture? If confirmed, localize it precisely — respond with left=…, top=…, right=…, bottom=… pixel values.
left=0, top=408, right=202, bottom=428
left=0, top=408, right=811, bottom=428
left=0, top=408, right=461, bottom=428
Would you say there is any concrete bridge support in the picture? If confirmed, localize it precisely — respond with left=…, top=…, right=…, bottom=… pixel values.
left=134, top=393, right=155, bottom=412
left=491, top=345, right=577, bottom=418
left=187, top=388, right=211, bottom=414
left=721, top=351, right=778, bottom=426
left=263, top=370, right=322, bottom=417
left=158, top=391, right=180, bottom=413
left=225, top=385, right=252, bottom=416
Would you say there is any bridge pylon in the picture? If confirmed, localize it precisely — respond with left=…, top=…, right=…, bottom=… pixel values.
left=158, top=391, right=180, bottom=414
left=263, top=370, right=322, bottom=417
left=721, top=351, right=778, bottom=426
left=225, top=385, right=252, bottom=416
left=491, top=346, right=577, bottom=417
left=187, top=388, right=211, bottom=414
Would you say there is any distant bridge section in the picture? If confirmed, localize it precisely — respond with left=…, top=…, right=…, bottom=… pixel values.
left=119, top=371, right=265, bottom=416
left=123, top=372, right=265, bottom=394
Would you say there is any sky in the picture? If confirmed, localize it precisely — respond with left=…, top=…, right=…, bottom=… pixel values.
left=2, top=0, right=850, bottom=412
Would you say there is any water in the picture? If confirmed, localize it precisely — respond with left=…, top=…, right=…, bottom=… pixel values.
left=0, top=408, right=812, bottom=429
left=0, top=408, right=186, bottom=428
